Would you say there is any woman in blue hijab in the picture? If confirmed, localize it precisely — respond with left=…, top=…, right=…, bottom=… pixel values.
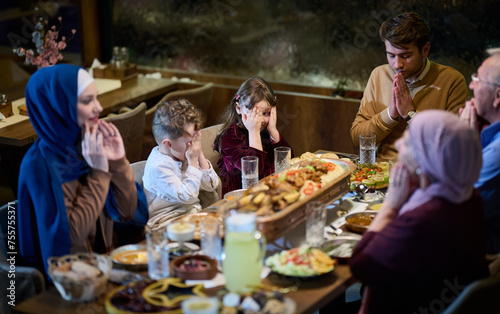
left=17, top=64, right=147, bottom=276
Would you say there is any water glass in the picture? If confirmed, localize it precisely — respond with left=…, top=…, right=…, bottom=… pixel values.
left=359, top=134, right=376, bottom=165
left=146, top=230, right=170, bottom=280
left=305, top=201, right=326, bottom=247
left=241, top=156, right=259, bottom=189
left=274, top=146, right=291, bottom=174
left=200, top=216, right=222, bottom=263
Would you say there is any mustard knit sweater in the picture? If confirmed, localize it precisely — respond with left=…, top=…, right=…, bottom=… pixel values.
left=350, top=61, right=468, bottom=160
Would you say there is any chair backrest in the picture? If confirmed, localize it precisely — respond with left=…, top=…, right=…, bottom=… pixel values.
left=200, top=123, right=223, bottom=174
left=103, top=102, right=147, bottom=163
left=130, top=160, right=147, bottom=187
left=141, top=83, right=215, bottom=160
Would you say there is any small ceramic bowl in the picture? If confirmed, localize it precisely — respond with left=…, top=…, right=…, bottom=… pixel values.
left=110, top=244, right=148, bottom=271
left=171, top=254, right=218, bottom=280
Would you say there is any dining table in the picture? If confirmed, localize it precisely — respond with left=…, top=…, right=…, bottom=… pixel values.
left=10, top=195, right=379, bottom=314
left=11, top=151, right=382, bottom=314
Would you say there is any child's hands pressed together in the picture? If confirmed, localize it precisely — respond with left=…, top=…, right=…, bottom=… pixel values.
left=186, top=130, right=202, bottom=167
left=82, top=123, right=109, bottom=172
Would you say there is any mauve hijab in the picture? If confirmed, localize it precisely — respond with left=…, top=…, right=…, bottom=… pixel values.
left=398, top=110, right=482, bottom=215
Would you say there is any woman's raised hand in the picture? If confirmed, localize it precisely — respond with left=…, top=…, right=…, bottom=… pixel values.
left=82, top=123, right=108, bottom=172
left=384, top=162, right=417, bottom=212
left=98, top=120, right=125, bottom=161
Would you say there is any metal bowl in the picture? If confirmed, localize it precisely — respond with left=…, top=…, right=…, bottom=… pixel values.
left=344, top=210, right=378, bottom=234
left=110, top=244, right=148, bottom=271
left=320, top=234, right=362, bottom=263
left=223, top=189, right=246, bottom=201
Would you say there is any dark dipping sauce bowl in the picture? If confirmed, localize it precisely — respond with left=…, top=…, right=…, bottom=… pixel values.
left=170, top=254, right=218, bottom=280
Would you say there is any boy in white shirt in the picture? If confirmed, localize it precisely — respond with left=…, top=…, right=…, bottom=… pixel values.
left=143, top=99, right=221, bottom=231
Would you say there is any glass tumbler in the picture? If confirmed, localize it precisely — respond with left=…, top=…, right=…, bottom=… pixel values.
left=146, top=230, right=170, bottom=280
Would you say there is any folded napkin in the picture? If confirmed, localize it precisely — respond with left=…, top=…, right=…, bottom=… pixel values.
left=0, top=112, right=5, bottom=120
left=88, top=58, right=106, bottom=77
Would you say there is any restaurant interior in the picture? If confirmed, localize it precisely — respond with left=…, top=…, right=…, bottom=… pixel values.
left=1, top=0, right=500, bottom=313
left=1, top=0, right=499, bottom=204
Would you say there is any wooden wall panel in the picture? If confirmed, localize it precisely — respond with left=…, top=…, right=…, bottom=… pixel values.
left=152, top=72, right=362, bottom=156
left=206, top=85, right=360, bottom=156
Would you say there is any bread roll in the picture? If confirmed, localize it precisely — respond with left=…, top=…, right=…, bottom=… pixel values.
left=300, top=152, right=317, bottom=160
left=321, top=153, right=339, bottom=159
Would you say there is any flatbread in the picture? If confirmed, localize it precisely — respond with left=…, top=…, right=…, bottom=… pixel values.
left=321, top=153, right=339, bottom=159
left=300, top=152, right=317, bottom=159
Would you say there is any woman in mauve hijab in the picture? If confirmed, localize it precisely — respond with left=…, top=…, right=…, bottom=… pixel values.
left=17, top=64, right=147, bottom=277
left=350, top=110, right=489, bottom=313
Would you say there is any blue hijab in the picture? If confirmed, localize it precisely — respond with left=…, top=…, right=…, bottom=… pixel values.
left=17, top=64, right=148, bottom=275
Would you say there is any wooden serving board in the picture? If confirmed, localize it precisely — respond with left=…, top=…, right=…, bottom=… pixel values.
left=220, top=159, right=356, bottom=242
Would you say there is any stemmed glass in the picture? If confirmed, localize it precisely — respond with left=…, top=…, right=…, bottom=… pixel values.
left=166, top=222, right=196, bottom=256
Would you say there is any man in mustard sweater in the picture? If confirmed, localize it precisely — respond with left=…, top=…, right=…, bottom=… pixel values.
left=351, top=12, right=468, bottom=161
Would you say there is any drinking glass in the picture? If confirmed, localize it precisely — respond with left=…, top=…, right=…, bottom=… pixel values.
left=305, top=201, right=327, bottom=247
left=274, top=146, right=291, bottom=174
left=359, top=134, right=376, bottom=165
left=241, top=156, right=259, bottom=189
left=200, top=216, right=222, bottom=264
left=146, top=230, right=170, bottom=280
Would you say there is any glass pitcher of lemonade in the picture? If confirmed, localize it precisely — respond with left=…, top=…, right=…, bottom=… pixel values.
left=223, top=211, right=266, bottom=293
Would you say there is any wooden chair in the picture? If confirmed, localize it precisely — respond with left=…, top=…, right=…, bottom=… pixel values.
left=200, top=123, right=223, bottom=175
left=103, top=102, right=147, bottom=164
left=141, top=83, right=215, bottom=160
left=442, top=272, right=500, bottom=313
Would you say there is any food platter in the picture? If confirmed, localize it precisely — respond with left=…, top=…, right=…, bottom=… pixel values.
left=220, top=158, right=355, bottom=242
left=265, top=246, right=336, bottom=279
left=220, top=290, right=297, bottom=314
left=110, top=244, right=148, bottom=270
left=350, top=162, right=391, bottom=190
left=105, top=278, right=205, bottom=314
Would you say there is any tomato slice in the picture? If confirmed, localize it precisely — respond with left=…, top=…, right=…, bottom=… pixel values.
left=303, top=182, right=315, bottom=195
